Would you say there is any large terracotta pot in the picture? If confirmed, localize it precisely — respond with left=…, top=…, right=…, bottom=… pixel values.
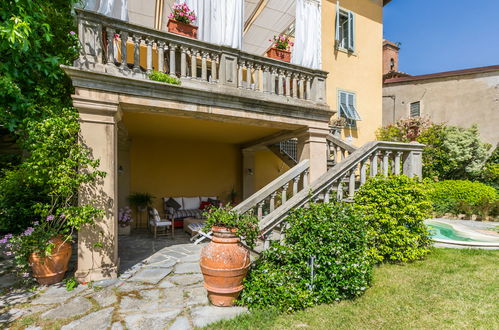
left=266, top=47, right=291, bottom=62
left=29, top=237, right=72, bottom=285
left=200, top=226, right=250, bottom=306
left=167, top=19, right=198, bottom=39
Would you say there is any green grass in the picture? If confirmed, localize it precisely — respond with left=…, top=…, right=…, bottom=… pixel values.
left=205, top=248, right=499, bottom=329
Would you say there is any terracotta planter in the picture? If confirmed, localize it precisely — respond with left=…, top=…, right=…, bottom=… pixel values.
left=200, top=226, right=250, bottom=306
left=29, top=237, right=72, bottom=285
left=266, top=47, right=291, bottom=62
left=167, top=19, right=198, bottom=39
left=118, top=225, right=131, bottom=236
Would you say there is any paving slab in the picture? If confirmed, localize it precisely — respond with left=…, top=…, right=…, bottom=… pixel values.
left=124, top=309, right=182, bottom=330
left=0, top=290, right=37, bottom=308
left=111, top=321, right=125, bottom=329
left=0, top=273, right=18, bottom=289
left=118, top=296, right=159, bottom=314
left=177, top=254, right=200, bottom=263
left=129, top=267, right=173, bottom=284
left=164, top=251, right=187, bottom=259
left=161, top=287, right=185, bottom=308
left=174, top=263, right=201, bottom=274
left=61, top=307, right=114, bottom=330
left=158, top=280, right=176, bottom=288
left=30, top=285, right=87, bottom=305
left=116, top=282, right=155, bottom=292
left=169, top=316, right=191, bottom=330
left=87, top=289, right=118, bottom=307
left=144, top=258, right=177, bottom=269
left=169, top=274, right=203, bottom=286
left=41, top=296, right=92, bottom=320
left=191, top=306, right=248, bottom=328
left=185, top=286, right=209, bottom=306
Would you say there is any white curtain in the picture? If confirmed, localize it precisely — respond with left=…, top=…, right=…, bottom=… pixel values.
left=292, top=0, right=321, bottom=69
left=185, top=0, right=243, bottom=49
left=83, top=0, right=129, bottom=21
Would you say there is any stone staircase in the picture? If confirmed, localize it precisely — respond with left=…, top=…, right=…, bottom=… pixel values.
left=235, top=137, right=424, bottom=253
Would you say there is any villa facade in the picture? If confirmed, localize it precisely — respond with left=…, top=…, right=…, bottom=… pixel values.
left=65, top=0, right=400, bottom=281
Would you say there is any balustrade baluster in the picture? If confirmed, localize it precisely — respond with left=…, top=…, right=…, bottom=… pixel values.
left=285, top=72, right=291, bottom=97
left=281, top=183, right=289, bottom=204
left=157, top=41, right=165, bottom=72
left=180, top=46, right=187, bottom=77
left=292, top=74, right=298, bottom=98
left=293, top=175, right=300, bottom=195
left=244, top=63, right=251, bottom=89
left=145, top=38, right=153, bottom=73
left=383, top=151, right=391, bottom=176
left=254, top=65, right=261, bottom=91
left=370, top=151, right=379, bottom=177
left=348, top=169, right=356, bottom=198
left=305, top=77, right=311, bottom=100
left=119, top=31, right=129, bottom=70
left=257, top=201, right=264, bottom=220
left=210, top=54, right=218, bottom=82
left=270, top=192, right=277, bottom=212
left=263, top=238, right=270, bottom=250
left=105, top=28, right=115, bottom=65
left=132, top=35, right=141, bottom=73
left=324, top=187, right=331, bottom=203
left=270, top=68, right=277, bottom=94
left=298, top=76, right=305, bottom=99
left=201, top=51, right=208, bottom=81
left=394, top=151, right=402, bottom=175
left=336, top=178, right=344, bottom=200
left=360, top=159, right=367, bottom=184
left=168, top=43, right=176, bottom=76
left=302, top=169, right=309, bottom=188
left=278, top=70, right=284, bottom=95
left=262, top=66, right=269, bottom=92
left=191, top=49, right=198, bottom=79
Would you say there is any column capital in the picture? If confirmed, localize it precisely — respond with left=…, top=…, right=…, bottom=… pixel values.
left=72, top=95, right=121, bottom=124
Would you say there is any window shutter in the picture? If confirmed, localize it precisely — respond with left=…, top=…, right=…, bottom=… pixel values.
left=335, top=1, right=340, bottom=44
left=348, top=11, right=355, bottom=52
left=410, top=102, right=420, bottom=117
left=340, top=91, right=347, bottom=105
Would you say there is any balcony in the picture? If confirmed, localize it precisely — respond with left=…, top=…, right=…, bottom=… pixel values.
left=71, top=9, right=331, bottom=120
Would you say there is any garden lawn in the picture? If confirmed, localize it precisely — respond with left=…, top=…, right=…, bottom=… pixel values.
left=206, top=248, right=499, bottom=329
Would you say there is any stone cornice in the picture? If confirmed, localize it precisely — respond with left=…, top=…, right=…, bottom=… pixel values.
left=62, top=66, right=334, bottom=123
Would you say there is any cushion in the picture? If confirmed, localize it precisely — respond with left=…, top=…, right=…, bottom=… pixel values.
left=200, top=196, right=217, bottom=202
left=208, top=198, right=220, bottom=207
left=183, top=197, right=201, bottom=210
left=149, top=208, right=161, bottom=222
left=199, top=201, right=211, bottom=210
left=165, top=197, right=182, bottom=211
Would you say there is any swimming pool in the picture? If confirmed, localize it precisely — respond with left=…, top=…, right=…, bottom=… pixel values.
left=425, top=220, right=499, bottom=248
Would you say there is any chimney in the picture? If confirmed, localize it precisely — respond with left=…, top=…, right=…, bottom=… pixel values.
left=383, top=40, right=400, bottom=75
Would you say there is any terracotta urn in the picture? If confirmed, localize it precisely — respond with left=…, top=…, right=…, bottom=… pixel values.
left=266, top=47, right=291, bottom=62
left=29, top=237, right=72, bottom=285
left=167, top=19, right=198, bottom=39
left=200, top=226, right=250, bottom=306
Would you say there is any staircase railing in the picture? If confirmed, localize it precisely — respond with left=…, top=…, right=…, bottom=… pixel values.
left=258, top=141, right=424, bottom=245
left=326, top=133, right=357, bottom=167
left=233, top=160, right=309, bottom=220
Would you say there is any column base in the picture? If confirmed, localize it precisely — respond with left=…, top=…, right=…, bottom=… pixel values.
left=75, top=259, right=120, bottom=283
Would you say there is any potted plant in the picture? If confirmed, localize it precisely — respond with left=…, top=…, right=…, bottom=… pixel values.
left=199, top=206, right=258, bottom=307
left=267, top=34, right=294, bottom=62
left=127, top=192, right=155, bottom=228
left=118, top=206, right=133, bottom=235
left=167, top=3, right=198, bottom=38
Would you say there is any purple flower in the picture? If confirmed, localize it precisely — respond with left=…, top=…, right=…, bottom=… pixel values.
left=5, top=252, right=12, bottom=256
left=22, top=227, right=34, bottom=236
left=21, top=272, right=30, bottom=278
left=33, top=221, right=39, bottom=226
left=60, top=214, right=66, bottom=220
left=46, top=215, right=55, bottom=221
left=69, top=31, right=75, bottom=35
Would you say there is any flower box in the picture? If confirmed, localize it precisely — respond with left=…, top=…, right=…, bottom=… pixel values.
left=267, top=47, right=291, bottom=63
left=167, top=19, right=198, bottom=39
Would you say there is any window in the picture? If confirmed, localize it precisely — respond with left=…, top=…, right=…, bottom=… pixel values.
left=338, top=91, right=361, bottom=126
left=335, top=4, right=355, bottom=52
left=410, top=101, right=420, bottom=117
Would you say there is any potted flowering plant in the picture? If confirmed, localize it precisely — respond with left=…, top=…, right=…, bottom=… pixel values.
left=267, top=34, right=294, bottom=62
left=199, top=206, right=258, bottom=307
left=167, top=2, right=197, bottom=38
left=118, top=206, right=133, bottom=235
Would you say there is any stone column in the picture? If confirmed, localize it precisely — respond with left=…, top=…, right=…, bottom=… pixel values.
left=403, top=145, right=424, bottom=178
left=242, top=149, right=256, bottom=199
left=296, top=127, right=329, bottom=183
left=73, top=96, right=120, bottom=282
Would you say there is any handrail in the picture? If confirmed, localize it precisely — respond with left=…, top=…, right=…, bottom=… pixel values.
left=259, top=141, right=424, bottom=235
left=233, top=160, right=309, bottom=214
left=326, top=133, right=357, bottom=153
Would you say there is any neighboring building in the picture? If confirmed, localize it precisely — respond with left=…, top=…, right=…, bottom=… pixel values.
left=382, top=42, right=499, bottom=146
left=65, top=0, right=396, bottom=281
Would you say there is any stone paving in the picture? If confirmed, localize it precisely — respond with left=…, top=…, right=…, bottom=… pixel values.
left=0, top=230, right=247, bottom=329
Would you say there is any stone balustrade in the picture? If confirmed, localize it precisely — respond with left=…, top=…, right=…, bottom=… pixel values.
left=74, top=9, right=328, bottom=107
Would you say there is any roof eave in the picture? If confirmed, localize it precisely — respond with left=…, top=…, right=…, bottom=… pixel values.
left=383, top=0, right=393, bottom=6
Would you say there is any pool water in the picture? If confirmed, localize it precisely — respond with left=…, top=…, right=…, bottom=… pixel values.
left=427, top=222, right=476, bottom=242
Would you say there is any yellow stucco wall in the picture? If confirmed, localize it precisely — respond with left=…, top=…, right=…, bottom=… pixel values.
left=254, top=150, right=290, bottom=191
left=322, top=0, right=383, bottom=146
left=129, top=137, right=243, bottom=214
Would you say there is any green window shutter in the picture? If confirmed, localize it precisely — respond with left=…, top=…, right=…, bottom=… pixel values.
left=347, top=92, right=362, bottom=121
left=348, top=11, right=355, bottom=52
left=335, top=1, right=340, bottom=44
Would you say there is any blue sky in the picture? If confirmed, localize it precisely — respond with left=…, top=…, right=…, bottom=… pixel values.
left=383, top=0, right=499, bottom=75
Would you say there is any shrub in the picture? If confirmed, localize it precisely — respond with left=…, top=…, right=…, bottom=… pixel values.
left=479, top=145, right=499, bottom=190
left=428, top=180, right=498, bottom=215
left=240, top=202, right=372, bottom=313
left=148, top=71, right=181, bottom=85
left=354, top=175, right=432, bottom=263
